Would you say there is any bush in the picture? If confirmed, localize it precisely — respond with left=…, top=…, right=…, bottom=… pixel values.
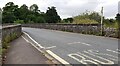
left=14, top=20, right=24, bottom=24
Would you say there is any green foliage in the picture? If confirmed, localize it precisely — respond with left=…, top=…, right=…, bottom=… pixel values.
left=46, top=6, right=61, bottom=23
left=30, top=4, right=39, bottom=13
left=35, top=16, right=46, bottom=23
left=2, top=2, right=61, bottom=24
left=2, top=2, right=18, bottom=23
left=104, top=18, right=118, bottom=29
left=0, top=47, right=2, bottom=55
left=26, top=14, right=36, bottom=23
left=73, top=11, right=100, bottom=24
left=2, top=32, right=18, bottom=49
left=63, top=18, right=73, bottom=23
left=73, top=18, right=98, bottom=24
left=116, top=13, right=120, bottom=22
left=89, top=12, right=101, bottom=23
left=0, top=8, right=2, bottom=23
left=115, top=13, right=120, bottom=29
left=14, top=20, right=24, bottom=24
left=2, top=35, right=10, bottom=49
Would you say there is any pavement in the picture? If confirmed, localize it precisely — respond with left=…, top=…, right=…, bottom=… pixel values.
left=23, top=27, right=119, bottom=65
left=4, top=36, right=51, bottom=64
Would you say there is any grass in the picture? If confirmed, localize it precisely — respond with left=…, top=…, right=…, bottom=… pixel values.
left=2, top=32, right=21, bottom=55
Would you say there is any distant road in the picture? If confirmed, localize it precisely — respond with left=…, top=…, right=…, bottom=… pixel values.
left=23, top=27, right=119, bottom=65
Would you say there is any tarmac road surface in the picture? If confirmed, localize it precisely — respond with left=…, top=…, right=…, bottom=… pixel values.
left=23, top=27, right=119, bottom=65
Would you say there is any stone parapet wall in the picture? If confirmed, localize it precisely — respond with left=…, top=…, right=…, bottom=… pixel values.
left=22, top=23, right=119, bottom=38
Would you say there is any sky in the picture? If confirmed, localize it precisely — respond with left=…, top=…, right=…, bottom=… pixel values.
left=0, top=0, right=120, bottom=19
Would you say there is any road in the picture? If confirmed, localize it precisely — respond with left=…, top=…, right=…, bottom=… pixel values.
left=23, top=27, right=119, bottom=65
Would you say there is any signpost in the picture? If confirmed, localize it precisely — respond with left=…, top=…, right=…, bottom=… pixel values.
left=101, top=7, right=103, bottom=35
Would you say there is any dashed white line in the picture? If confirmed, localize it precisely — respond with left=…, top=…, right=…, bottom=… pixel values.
left=45, top=46, right=56, bottom=49
left=106, top=49, right=120, bottom=54
left=68, top=42, right=91, bottom=46
left=88, top=50, right=118, bottom=59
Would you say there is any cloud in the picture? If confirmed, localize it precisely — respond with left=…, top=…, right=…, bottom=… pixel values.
left=118, top=1, right=120, bottom=13
left=0, top=0, right=119, bottom=19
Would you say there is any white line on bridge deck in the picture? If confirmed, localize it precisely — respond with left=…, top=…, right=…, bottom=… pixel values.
left=67, top=42, right=91, bottom=46
left=106, top=49, right=120, bottom=54
left=46, top=50, right=70, bottom=65
left=23, top=32, right=44, bottom=48
left=23, top=32, right=71, bottom=65
left=44, top=46, right=56, bottom=50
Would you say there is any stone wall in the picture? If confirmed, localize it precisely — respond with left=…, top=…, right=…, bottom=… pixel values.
left=2, top=24, right=22, bottom=49
left=22, top=23, right=119, bottom=38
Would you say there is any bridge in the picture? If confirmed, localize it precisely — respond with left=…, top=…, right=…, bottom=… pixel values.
left=2, top=24, right=120, bottom=65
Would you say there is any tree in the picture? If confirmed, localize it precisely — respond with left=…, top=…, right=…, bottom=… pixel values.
left=89, top=12, right=101, bottom=23
left=63, top=18, right=73, bottom=23
left=73, top=11, right=101, bottom=24
left=115, top=13, right=120, bottom=38
left=46, top=6, right=61, bottom=23
left=2, top=2, right=62, bottom=24
left=30, top=4, right=40, bottom=13
left=2, top=2, right=18, bottom=23
left=115, top=13, right=120, bottom=29
left=18, top=4, right=29, bottom=23
left=35, top=16, right=46, bottom=23
left=116, top=13, right=120, bottom=22
left=0, top=8, right=2, bottom=23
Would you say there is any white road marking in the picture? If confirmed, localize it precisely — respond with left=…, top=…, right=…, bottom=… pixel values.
left=88, top=50, right=118, bottom=59
left=116, top=49, right=120, bottom=52
left=106, top=49, right=120, bottom=54
left=83, top=51, right=114, bottom=64
left=23, top=32, right=70, bottom=65
left=45, top=46, right=56, bottom=49
left=22, top=36, right=29, bottom=43
left=109, top=58, right=118, bottom=61
left=82, top=43, right=91, bottom=46
left=46, top=50, right=70, bottom=65
left=22, top=36, right=43, bottom=53
left=23, top=32, right=44, bottom=48
left=68, top=53, right=100, bottom=66
left=68, top=42, right=91, bottom=46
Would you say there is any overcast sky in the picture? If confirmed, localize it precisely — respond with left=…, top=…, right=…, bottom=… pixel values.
left=0, top=0, right=119, bottom=19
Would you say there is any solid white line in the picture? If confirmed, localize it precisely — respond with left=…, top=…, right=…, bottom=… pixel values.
left=23, top=32, right=44, bottom=48
left=22, top=36, right=43, bottom=53
left=22, top=36, right=29, bottom=43
left=23, top=32, right=71, bottom=65
left=46, top=50, right=70, bottom=65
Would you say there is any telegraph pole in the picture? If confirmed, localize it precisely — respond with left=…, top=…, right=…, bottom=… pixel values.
left=101, top=7, right=103, bottom=35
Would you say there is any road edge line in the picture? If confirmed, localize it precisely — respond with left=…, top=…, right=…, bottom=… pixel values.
left=22, top=31, right=71, bottom=65
left=46, top=50, right=70, bottom=65
left=23, top=32, right=44, bottom=48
